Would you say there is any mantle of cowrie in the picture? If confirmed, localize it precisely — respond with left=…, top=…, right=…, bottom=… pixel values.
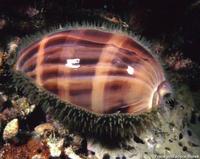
left=15, top=28, right=171, bottom=115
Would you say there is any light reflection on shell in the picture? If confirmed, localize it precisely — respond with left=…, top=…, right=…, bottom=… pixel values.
left=15, top=28, right=171, bottom=115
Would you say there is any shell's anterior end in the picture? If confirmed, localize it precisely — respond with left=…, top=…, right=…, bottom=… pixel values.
left=152, top=81, right=172, bottom=107
left=157, top=81, right=172, bottom=99
left=15, top=28, right=168, bottom=115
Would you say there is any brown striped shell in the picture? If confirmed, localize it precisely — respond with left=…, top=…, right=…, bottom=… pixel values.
left=15, top=28, right=171, bottom=115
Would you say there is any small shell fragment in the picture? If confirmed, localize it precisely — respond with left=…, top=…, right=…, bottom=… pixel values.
left=47, top=138, right=64, bottom=157
left=34, top=123, right=55, bottom=136
left=14, top=97, right=35, bottom=116
left=3, top=118, right=19, bottom=140
left=64, top=146, right=82, bottom=159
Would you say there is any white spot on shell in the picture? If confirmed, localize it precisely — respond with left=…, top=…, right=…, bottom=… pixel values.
left=65, top=58, right=80, bottom=68
left=127, top=65, right=134, bottom=75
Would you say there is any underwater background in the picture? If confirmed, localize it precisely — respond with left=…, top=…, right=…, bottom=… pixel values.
left=0, top=0, right=200, bottom=158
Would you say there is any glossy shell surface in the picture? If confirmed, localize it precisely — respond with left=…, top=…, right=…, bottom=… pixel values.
left=16, top=29, right=170, bottom=114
